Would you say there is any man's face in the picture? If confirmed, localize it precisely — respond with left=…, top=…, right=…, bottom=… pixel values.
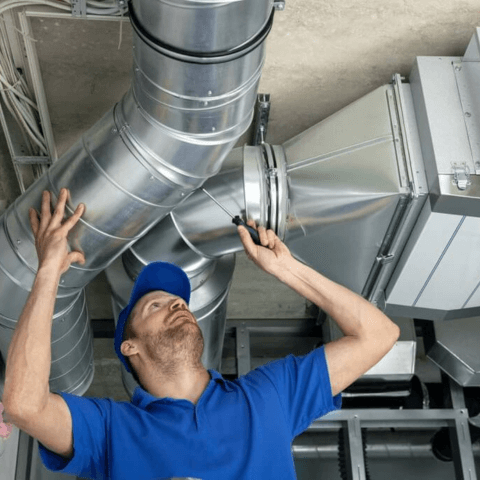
left=131, top=290, right=196, bottom=335
left=123, top=290, right=204, bottom=372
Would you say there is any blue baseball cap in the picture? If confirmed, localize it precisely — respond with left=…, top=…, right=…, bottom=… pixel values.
left=114, top=261, right=191, bottom=374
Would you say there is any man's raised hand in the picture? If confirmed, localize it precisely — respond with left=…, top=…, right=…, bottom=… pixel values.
left=29, top=188, right=86, bottom=275
left=237, top=219, right=293, bottom=276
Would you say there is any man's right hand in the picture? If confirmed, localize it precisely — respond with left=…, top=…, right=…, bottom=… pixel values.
left=237, top=219, right=294, bottom=277
left=29, top=188, right=86, bottom=275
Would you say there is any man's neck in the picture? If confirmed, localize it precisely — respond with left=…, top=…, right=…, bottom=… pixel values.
left=142, top=367, right=211, bottom=405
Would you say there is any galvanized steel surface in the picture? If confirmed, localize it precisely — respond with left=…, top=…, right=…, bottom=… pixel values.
left=283, top=85, right=408, bottom=295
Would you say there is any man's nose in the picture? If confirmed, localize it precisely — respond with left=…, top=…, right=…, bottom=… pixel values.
left=169, top=297, right=186, bottom=311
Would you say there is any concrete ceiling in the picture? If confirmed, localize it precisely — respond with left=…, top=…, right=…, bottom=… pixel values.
left=1, top=0, right=479, bottom=205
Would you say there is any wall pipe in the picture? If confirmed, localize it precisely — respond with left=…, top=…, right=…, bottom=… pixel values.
left=0, top=0, right=280, bottom=397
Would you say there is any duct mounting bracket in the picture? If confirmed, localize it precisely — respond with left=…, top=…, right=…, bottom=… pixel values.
left=273, top=1, right=286, bottom=10
left=251, top=93, right=271, bottom=146
left=452, top=163, right=471, bottom=191
left=71, top=0, right=87, bottom=17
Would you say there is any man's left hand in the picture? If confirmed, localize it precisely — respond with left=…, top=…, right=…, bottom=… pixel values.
left=29, top=188, right=86, bottom=275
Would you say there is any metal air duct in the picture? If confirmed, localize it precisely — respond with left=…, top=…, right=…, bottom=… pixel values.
left=0, top=0, right=280, bottom=396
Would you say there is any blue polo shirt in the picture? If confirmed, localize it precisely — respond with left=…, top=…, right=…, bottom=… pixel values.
left=39, top=345, right=342, bottom=479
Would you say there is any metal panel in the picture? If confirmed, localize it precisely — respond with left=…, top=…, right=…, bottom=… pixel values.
left=426, top=316, right=480, bottom=387
left=409, top=56, right=474, bottom=179
left=415, top=215, right=480, bottom=310
left=365, top=79, right=429, bottom=307
left=385, top=200, right=464, bottom=307
left=463, top=27, right=480, bottom=62
left=453, top=61, right=480, bottom=171
left=322, top=316, right=416, bottom=381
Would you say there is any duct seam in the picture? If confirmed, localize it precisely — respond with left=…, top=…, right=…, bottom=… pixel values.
left=412, top=215, right=466, bottom=306
left=129, top=85, right=257, bottom=147
left=50, top=306, right=89, bottom=366
left=286, top=134, right=394, bottom=173
left=134, top=57, right=266, bottom=107
left=170, top=213, right=218, bottom=261
left=80, top=132, right=172, bottom=211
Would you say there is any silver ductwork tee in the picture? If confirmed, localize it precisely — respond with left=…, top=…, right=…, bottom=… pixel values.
left=0, top=0, right=279, bottom=396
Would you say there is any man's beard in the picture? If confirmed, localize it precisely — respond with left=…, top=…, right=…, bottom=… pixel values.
left=142, top=312, right=205, bottom=377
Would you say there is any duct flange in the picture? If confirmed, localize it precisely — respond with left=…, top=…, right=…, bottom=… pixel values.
left=243, top=143, right=288, bottom=238
left=129, top=0, right=275, bottom=58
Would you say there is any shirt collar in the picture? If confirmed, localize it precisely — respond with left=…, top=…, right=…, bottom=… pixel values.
left=131, top=369, right=233, bottom=409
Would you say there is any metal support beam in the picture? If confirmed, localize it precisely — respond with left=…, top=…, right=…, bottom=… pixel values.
left=235, top=323, right=251, bottom=377
left=18, top=11, right=58, bottom=163
left=343, top=416, right=367, bottom=480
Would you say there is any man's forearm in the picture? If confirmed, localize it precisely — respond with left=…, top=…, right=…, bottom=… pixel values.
left=275, top=257, right=399, bottom=339
left=3, top=266, right=61, bottom=417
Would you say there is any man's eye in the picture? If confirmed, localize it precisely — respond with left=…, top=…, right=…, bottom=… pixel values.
left=151, top=302, right=160, bottom=308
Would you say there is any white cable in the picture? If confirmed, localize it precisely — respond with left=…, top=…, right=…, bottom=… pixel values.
left=0, top=73, right=39, bottom=110
left=86, top=6, right=122, bottom=14
left=0, top=67, right=47, bottom=154
left=0, top=1, right=71, bottom=17
left=86, top=0, right=118, bottom=7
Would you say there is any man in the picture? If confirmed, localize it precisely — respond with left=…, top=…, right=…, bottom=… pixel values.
left=3, top=188, right=400, bottom=480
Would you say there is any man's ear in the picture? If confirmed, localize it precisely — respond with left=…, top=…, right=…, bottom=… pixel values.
left=120, top=339, right=137, bottom=357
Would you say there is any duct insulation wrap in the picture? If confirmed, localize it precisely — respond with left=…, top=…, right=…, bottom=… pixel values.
left=0, top=1, right=274, bottom=396
left=106, top=250, right=235, bottom=398
left=141, top=85, right=414, bottom=300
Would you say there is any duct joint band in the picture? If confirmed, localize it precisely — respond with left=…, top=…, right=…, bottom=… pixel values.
left=128, top=1, right=275, bottom=65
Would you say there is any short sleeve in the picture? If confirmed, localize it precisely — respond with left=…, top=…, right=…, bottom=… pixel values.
left=38, top=391, right=109, bottom=480
left=256, top=345, right=342, bottom=438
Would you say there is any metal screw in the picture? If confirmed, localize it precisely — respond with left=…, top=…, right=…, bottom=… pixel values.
left=208, top=90, right=212, bottom=96
left=465, top=112, right=472, bottom=118
left=150, top=175, right=154, bottom=180
left=181, top=192, right=185, bottom=196
left=61, top=279, right=65, bottom=284
left=212, top=127, right=216, bottom=132
left=112, top=128, right=117, bottom=133
left=135, top=68, right=139, bottom=72
left=203, top=101, right=208, bottom=106
left=16, top=239, right=20, bottom=244
left=455, top=66, right=462, bottom=71
left=241, top=345, right=245, bottom=348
